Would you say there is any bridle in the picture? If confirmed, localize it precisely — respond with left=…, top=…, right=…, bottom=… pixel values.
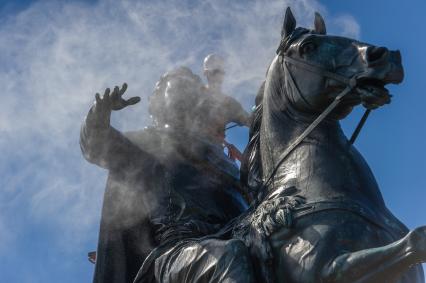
left=257, top=36, right=369, bottom=200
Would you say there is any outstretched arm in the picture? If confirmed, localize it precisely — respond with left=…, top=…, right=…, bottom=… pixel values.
left=80, top=83, right=149, bottom=170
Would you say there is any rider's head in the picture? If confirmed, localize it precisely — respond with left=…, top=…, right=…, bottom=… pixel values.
left=203, top=54, right=225, bottom=89
left=149, top=66, right=203, bottom=128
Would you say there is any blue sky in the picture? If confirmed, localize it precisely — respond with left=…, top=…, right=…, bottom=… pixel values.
left=0, top=0, right=425, bottom=282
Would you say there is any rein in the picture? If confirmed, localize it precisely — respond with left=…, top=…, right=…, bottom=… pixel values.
left=259, top=52, right=363, bottom=198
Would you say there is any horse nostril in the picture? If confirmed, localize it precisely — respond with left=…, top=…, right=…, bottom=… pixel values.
left=366, top=46, right=388, bottom=63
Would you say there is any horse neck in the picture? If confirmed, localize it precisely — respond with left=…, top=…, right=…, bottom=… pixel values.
left=259, top=57, right=343, bottom=190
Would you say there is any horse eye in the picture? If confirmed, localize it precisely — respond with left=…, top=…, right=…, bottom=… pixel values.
left=300, top=42, right=316, bottom=55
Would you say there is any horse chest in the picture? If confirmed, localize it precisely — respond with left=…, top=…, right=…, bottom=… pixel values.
left=277, top=142, right=385, bottom=206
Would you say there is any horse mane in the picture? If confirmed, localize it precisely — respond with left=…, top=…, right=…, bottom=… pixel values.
left=241, top=28, right=313, bottom=201
left=240, top=81, right=265, bottom=198
left=240, top=53, right=287, bottom=200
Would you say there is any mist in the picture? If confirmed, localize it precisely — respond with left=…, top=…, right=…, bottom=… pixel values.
left=0, top=0, right=359, bottom=281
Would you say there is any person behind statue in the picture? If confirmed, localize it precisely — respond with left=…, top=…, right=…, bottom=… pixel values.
left=80, top=67, right=255, bottom=283
left=198, top=54, right=251, bottom=161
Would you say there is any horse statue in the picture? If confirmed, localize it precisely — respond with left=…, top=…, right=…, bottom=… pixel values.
left=233, top=8, right=426, bottom=283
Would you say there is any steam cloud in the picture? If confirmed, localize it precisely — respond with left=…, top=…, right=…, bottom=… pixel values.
left=0, top=0, right=359, bottom=280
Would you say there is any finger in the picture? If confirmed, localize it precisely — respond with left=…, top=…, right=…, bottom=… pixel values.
left=125, top=96, right=141, bottom=106
left=119, top=83, right=128, bottom=96
left=103, top=88, right=112, bottom=109
left=95, top=93, right=101, bottom=104
left=103, top=87, right=110, bottom=98
left=110, top=86, right=120, bottom=100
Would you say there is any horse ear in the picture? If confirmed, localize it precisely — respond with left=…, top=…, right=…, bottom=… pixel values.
left=314, top=12, right=326, bottom=34
left=281, top=7, right=296, bottom=38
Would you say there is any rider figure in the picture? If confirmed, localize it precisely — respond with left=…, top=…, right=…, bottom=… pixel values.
left=81, top=67, right=254, bottom=283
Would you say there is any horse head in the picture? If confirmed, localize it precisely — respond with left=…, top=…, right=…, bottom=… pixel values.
left=270, top=8, right=404, bottom=118
left=243, top=8, right=405, bottom=200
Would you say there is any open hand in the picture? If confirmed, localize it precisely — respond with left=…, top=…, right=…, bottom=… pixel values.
left=90, top=83, right=140, bottom=128
left=95, top=83, right=140, bottom=111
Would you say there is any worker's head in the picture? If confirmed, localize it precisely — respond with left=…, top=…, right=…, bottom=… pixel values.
left=203, top=54, right=225, bottom=88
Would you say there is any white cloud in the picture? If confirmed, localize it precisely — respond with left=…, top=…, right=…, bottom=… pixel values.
left=0, top=0, right=360, bottom=263
left=331, top=14, right=361, bottom=39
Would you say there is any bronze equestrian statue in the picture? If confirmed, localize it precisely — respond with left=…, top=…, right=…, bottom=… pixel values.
left=81, top=7, right=426, bottom=283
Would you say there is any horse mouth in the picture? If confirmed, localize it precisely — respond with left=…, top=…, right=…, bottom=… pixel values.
left=355, top=78, right=391, bottom=107
left=356, top=78, right=389, bottom=96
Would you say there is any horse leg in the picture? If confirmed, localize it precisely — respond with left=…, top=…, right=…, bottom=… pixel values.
left=321, top=227, right=426, bottom=283
left=271, top=211, right=425, bottom=283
